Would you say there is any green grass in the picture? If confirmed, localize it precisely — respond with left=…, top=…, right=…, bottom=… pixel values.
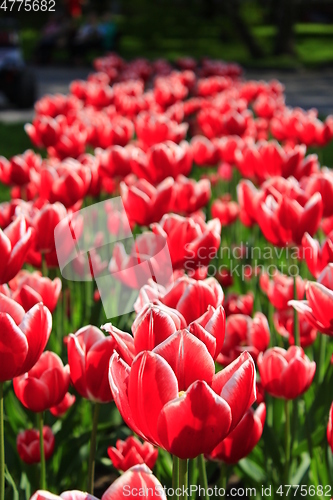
left=19, top=17, right=333, bottom=69
left=0, top=123, right=32, bottom=159
left=0, top=123, right=32, bottom=202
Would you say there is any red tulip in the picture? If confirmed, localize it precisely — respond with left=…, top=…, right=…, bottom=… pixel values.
left=121, top=177, right=173, bottom=226
left=154, top=74, right=188, bottom=108
left=216, top=268, right=234, bottom=288
left=17, top=426, right=55, bottom=464
left=35, top=93, right=82, bottom=118
left=260, top=270, right=305, bottom=310
left=211, top=198, right=239, bottom=226
left=271, top=108, right=333, bottom=147
left=110, top=231, right=172, bottom=290
left=207, top=403, right=266, bottom=464
left=0, top=296, right=52, bottom=382
left=131, top=302, right=186, bottom=353
left=257, top=346, right=316, bottom=399
left=97, top=144, right=133, bottom=179
left=273, top=309, right=317, bottom=347
left=14, top=351, right=70, bottom=412
left=244, top=176, right=323, bottom=246
left=25, top=116, right=60, bottom=149
left=327, top=403, right=333, bottom=453
left=39, top=159, right=91, bottom=208
left=9, top=270, right=61, bottom=313
left=151, top=213, right=221, bottom=271
left=302, top=169, right=333, bottom=218
left=191, top=136, right=220, bottom=166
left=177, top=56, right=196, bottom=70
left=33, top=202, right=68, bottom=254
left=107, top=436, right=158, bottom=471
left=136, top=275, right=224, bottom=325
left=224, top=292, right=254, bottom=317
left=253, top=89, right=284, bottom=118
left=67, top=325, right=120, bottom=403
left=289, top=280, right=333, bottom=336
left=102, top=302, right=184, bottom=365
left=135, top=112, right=188, bottom=147
left=171, top=175, right=211, bottom=215
left=130, top=141, right=192, bottom=184
left=5, top=150, right=42, bottom=186
left=50, top=392, right=76, bottom=417
left=88, top=114, right=134, bottom=150
left=236, top=141, right=306, bottom=182
left=237, top=180, right=264, bottom=227
left=278, top=192, right=323, bottom=245
left=109, top=333, right=256, bottom=459
left=217, top=312, right=270, bottom=365
left=0, top=216, right=34, bottom=284
left=104, top=301, right=225, bottom=365
left=317, top=263, right=333, bottom=290
left=215, top=133, right=241, bottom=164
left=302, top=232, right=333, bottom=278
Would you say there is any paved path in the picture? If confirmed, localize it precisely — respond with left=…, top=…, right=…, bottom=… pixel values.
left=0, top=66, right=333, bottom=123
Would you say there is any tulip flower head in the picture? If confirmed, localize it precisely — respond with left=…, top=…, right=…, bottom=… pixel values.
left=17, top=426, right=55, bottom=464
left=14, top=351, right=70, bottom=412
left=207, top=403, right=266, bottom=464
left=0, top=296, right=52, bottom=382
left=109, top=329, right=256, bottom=459
left=257, top=346, right=315, bottom=399
left=107, top=436, right=158, bottom=471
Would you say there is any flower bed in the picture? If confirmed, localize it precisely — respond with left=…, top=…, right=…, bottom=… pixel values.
left=0, top=53, right=333, bottom=499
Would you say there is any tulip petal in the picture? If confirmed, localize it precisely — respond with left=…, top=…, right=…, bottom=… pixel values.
left=109, top=352, right=146, bottom=439
left=153, top=330, right=215, bottom=390
left=0, top=293, right=25, bottom=324
left=128, top=351, right=179, bottom=445
left=0, top=313, right=28, bottom=381
left=157, top=380, right=232, bottom=459
left=19, top=303, right=52, bottom=375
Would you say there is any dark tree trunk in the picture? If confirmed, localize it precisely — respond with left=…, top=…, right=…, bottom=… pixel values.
left=225, top=0, right=264, bottom=59
left=274, top=0, right=297, bottom=55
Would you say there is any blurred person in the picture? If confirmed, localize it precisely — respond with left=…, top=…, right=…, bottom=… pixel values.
left=98, top=12, right=119, bottom=52
left=71, top=11, right=103, bottom=62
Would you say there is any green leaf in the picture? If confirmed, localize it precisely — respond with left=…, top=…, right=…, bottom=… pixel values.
left=290, top=452, right=310, bottom=484
left=237, top=457, right=266, bottom=483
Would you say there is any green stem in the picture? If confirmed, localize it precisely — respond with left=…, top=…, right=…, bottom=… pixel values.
left=218, top=462, right=227, bottom=491
left=293, top=276, right=300, bottom=347
left=172, top=456, right=179, bottom=499
left=38, top=412, right=46, bottom=490
left=197, top=455, right=209, bottom=500
left=284, top=399, right=291, bottom=486
left=178, top=458, right=188, bottom=500
left=87, top=403, right=100, bottom=495
left=0, top=383, right=4, bottom=500
left=188, top=458, right=198, bottom=500
left=41, top=252, right=48, bottom=278
left=268, top=300, right=276, bottom=347
left=317, top=334, right=327, bottom=383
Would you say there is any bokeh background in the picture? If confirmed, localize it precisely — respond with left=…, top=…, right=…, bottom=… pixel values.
left=0, top=0, right=333, bottom=164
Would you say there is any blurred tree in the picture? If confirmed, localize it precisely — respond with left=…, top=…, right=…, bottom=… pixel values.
left=224, top=0, right=264, bottom=58
left=274, top=0, right=297, bottom=55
